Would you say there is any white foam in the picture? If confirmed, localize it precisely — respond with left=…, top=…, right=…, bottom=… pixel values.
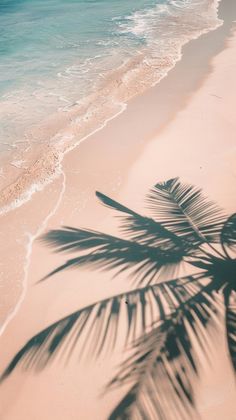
left=0, top=167, right=60, bottom=216
left=0, top=101, right=126, bottom=218
left=0, top=0, right=223, bottom=218
left=0, top=165, right=67, bottom=336
left=118, top=0, right=222, bottom=42
left=0, top=100, right=129, bottom=334
left=0, top=0, right=224, bottom=333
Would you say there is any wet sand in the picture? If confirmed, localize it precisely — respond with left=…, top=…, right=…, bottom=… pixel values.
left=0, top=1, right=236, bottom=419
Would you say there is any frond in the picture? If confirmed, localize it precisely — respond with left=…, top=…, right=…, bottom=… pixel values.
left=108, top=286, right=219, bottom=420
left=226, top=291, right=236, bottom=371
left=221, top=213, right=236, bottom=254
left=96, top=191, right=186, bottom=251
left=0, top=274, right=206, bottom=383
left=41, top=228, right=186, bottom=284
left=146, top=178, right=226, bottom=245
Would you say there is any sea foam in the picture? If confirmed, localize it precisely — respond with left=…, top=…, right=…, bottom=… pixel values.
left=0, top=1, right=223, bottom=216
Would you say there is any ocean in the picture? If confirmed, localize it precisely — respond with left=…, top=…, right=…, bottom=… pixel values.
left=0, top=0, right=222, bottom=210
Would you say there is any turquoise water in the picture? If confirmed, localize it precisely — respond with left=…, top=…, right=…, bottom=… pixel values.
left=0, top=0, right=157, bottom=93
left=0, top=1, right=221, bottom=156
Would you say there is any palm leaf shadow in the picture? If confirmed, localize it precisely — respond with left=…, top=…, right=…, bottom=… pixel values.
left=1, top=177, right=235, bottom=420
left=0, top=273, right=206, bottom=380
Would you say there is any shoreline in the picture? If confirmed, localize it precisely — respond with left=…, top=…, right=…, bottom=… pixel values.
left=0, top=0, right=223, bottom=214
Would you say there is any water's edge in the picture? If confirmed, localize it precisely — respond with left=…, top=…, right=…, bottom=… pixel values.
left=0, top=0, right=222, bottom=215
left=0, top=0, right=228, bottom=335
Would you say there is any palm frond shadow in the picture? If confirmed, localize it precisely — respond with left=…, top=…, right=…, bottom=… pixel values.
left=107, top=286, right=222, bottom=420
left=1, top=177, right=236, bottom=420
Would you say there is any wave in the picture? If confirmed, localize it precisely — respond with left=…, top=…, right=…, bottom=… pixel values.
left=0, top=0, right=223, bottom=216
left=0, top=0, right=224, bottom=335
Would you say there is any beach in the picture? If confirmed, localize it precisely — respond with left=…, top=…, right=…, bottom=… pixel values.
left=0, top=0, right=236, bottom=418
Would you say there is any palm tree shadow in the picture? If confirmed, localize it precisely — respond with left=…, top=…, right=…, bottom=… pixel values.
left=1, top=178, right=235, bottom=420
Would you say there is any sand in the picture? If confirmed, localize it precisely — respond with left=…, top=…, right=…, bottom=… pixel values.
left=0, top=2, right=236, bottom=419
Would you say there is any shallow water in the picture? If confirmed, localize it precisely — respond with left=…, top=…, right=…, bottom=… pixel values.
left=0, top=0, right=228, bottom=344
left=0, top=0, right=155, bottom=144
left=0, top=0, right=222, bottom=216
left=0, top=1, right=221, bottom=148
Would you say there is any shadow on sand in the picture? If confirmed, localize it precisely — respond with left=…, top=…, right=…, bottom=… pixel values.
left=1, top=177, right=236, bottom=419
